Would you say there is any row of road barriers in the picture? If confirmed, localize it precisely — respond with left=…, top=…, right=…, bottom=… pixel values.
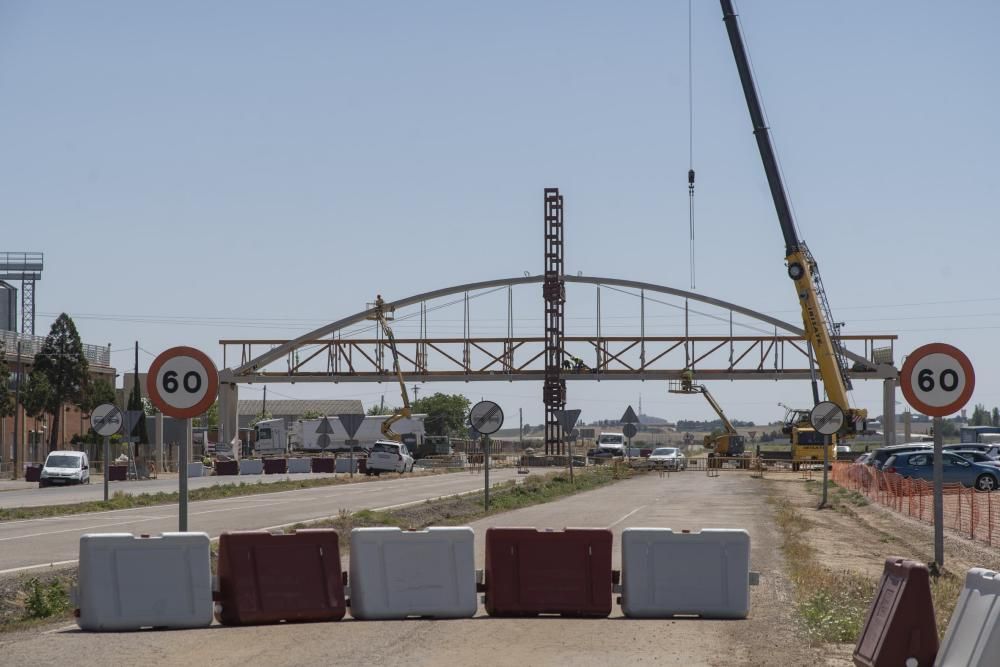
left=852, top=557, right=1000, bottom=667
left=185, top=457, right=363, bottom=478
left=74, top=526, right=757, bottom=631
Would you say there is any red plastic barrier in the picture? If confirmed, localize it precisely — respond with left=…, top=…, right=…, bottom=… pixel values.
left=263, top=458, right=287, bottom=475
left=108, top=465, right=127, bottom=481
left=853, top=557, right=938, bottom=667
left=215, top=460, right=238, bottom=476
left=24, top=465, right=41, bottom=482
left=484, top=528, right=613, bottom=617
left=311, top=458, right=335, bottom=474
left=215, top=529, right=346, bottom=625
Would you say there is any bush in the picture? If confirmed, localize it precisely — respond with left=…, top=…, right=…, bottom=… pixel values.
left=24, top=578, right=69, bottom=619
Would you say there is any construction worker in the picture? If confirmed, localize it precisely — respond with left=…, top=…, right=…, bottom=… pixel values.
left=681, top=368, right=694, bottom=392
left=573, top=356, right=585, bottom=373
left=375, top=294, right=384, bottom=312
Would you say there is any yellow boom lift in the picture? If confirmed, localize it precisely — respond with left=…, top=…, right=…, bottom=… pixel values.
left=367, top=295, right=411, bottom=442
left=721, top=0, right=866, bottom=463
left=671, top=372, right=747, bottom=468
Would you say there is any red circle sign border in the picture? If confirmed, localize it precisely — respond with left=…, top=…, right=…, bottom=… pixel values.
left=899, top=343, right=975, bottom=417
left=145, top=346, right=219, bottom=419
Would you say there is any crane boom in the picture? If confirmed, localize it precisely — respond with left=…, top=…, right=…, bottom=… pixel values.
left=697, top=385, right=737, bottom=436
left=370, top=296, right=411, bottom=442
left=720, top=0, right=864, bottom=435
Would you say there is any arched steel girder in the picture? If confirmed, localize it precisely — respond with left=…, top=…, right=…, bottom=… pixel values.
left=222, top=275, right=894, bottom=383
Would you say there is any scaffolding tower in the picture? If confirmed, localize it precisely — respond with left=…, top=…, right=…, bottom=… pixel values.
left=542, top=189, right=566, bottom=455
left=0, top=252, right=43, bottom=335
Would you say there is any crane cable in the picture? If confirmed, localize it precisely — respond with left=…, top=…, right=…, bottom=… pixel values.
left=687, top=0, right=696, bottom=290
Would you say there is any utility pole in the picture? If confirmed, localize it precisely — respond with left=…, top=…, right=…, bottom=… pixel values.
left=262, top=386, right=267, bottom=417
left=12, top=340, right=21, bottom=479
left=412, top=384, right=420, bottom=401
left=519, top=408, right=523, bottom=449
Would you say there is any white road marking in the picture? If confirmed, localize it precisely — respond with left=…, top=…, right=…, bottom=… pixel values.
left=0, top=560, right=79, bottom=576
left=607, top=505, right=646, bottom=528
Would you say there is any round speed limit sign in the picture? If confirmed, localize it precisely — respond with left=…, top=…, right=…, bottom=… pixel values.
left=899, top=343, right=975, bottom=417
left=146, top=346, right=219, bottom=419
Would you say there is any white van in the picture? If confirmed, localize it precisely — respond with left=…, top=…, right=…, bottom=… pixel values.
left=597, top=432, right=626, bottom=455
left=39, top=451, right=90, bottom=488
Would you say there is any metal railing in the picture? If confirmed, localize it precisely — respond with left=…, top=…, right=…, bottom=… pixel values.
left=0, top=329, right=111, bottom=367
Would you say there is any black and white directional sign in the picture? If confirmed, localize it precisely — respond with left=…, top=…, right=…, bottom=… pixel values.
left=90, top=403, right=123, bottom=437
left=316, top=416, right=334, bottom=449
left=900, top=343, right=975, bottom=417
left=469, top=400, right=504, bottom=435
left=623, top=423, right=638, bottom=439
left=146, top=346, right=219, bottom=419
left=621, top=405, right=640, bottom=424
left=809, top=401, right=845, bottom=436
left=337, top=413, right=365, bottom=440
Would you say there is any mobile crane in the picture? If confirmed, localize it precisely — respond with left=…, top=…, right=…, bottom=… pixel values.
left=670, top=373, right=748, bottom=468
left=368, top=295, right=412, bottom=442
left=720, top=0, right=866, bottom=463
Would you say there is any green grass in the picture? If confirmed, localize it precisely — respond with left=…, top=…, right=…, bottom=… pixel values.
left=0, top=571, right=77, bottom=633
left=769, top=493, right=877, bottom=644
left=0, top=471, right=452, bottom=522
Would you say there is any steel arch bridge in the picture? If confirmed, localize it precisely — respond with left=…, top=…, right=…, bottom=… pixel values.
left=215, top=274, right=900, bottom=451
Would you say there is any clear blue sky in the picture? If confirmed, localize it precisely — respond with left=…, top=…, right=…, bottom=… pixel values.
left=2, top=0, right=998, bottom=427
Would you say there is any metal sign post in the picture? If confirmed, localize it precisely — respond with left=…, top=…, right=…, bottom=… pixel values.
left=469, top=401, right=504, bottom=511
left=809, top=401, right=845, bottom=510
left=554, top=409, right=581, bottom=481
left=898, top=343, right=975, bottom=569
left=337, top=413, right=366, bottom=479
left=146, top=346, right=219, bottom=533
left=621, top=406, right=640, bottom=462
left=91, top=403, right=123, bottom=503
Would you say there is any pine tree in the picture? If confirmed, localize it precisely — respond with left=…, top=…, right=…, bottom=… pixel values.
left=30, top=314, right=90, bottom=452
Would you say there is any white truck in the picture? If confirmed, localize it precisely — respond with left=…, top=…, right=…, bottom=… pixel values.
left=253, top=415, right=427, bottom=455
left=596, top=432, right=626, bottom=456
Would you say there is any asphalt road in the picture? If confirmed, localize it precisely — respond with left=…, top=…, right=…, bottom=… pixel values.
left=0, top=471, right=349, bottom=509
left=0, top=468, right=525, bottom=574
left=0, top=471, right=834, bottom=666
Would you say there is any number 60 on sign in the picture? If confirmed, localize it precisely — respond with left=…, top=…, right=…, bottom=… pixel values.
left=899, top=343, right=975, bottom=417
left=146, top=346, right=219, bottom=419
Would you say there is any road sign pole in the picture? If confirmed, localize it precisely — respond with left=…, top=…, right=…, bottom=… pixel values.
left=103, top=436, right=110, bottom=502
left=180, top=418, right=191, bottom=532
left=933, top=416, right=944, bottom=569
left=482, top=433, right=490, bottom=511
left=820, top=434, right=829, bottom=509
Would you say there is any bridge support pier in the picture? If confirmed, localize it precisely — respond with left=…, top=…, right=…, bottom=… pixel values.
left=882, top=377, right=896, bottom=448
left=219, top=382, right=239, bottom=456
left=543, top=188, right=566, bottom=456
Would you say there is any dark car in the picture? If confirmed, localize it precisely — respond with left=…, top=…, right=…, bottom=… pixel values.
left=943, top=443, right=1000, bottom=459
left=949, top=450, right=1000, bottom=467
left=868, top=443, right=933, bottom=470
left=883, top=451, right=1000, bottom=491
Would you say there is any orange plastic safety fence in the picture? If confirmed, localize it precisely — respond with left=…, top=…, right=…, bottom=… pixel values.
left=831, top=462, right=1000, bottom=548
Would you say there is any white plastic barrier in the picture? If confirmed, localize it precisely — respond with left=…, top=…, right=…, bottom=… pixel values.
left=336, top=458, right=359, bottom=474
left=77, top=532, right=213, bottom=631
left=187, top=462, right=207, bottom=477
left=239, top=459, right=263, bottom=475
left=286, top=458, right=312, bottom=474
left=349, top=527, right=477, bottom=619
left=936, top=567, right=1000, bottom=667
left=620, top=528, right=750, bottom=619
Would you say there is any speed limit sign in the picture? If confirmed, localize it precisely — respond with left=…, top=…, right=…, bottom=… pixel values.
left=146, top=346, right=219, bottom=419
left=899, top=343, right=975, bottom=417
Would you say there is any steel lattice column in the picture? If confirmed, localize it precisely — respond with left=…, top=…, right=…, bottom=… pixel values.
left=21, top=279, right=35, bottom=335
left=543, top=188, right=566, bottom=455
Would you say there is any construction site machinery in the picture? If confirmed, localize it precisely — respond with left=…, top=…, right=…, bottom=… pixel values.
left=669, top=378, right=748, bottom=468
left=720, top=0, right=865, bottom=465
left=367, top=295, right=412, bottom=442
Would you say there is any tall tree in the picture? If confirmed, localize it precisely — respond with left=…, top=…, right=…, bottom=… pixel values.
left=993, top=407, right=1000, bottom=428
left=30, top=314, right=90, bottom=451
left=410, top=392, right=471, bottom=437
left=971, top=404, right=991, bottom=426
left=79, top=377, right=116, bottom=415
left=0, top=341, right=13, bottom=421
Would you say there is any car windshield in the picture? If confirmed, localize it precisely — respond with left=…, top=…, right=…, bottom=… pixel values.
left=45, top=455, right=81, bottom=468
left=371, top=443, right=399, bottom=454
left=598, top=434, right=624, bottom=445
left=652, top=448, right=676, bottom=456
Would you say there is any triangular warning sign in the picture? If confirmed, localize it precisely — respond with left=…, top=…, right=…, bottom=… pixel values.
left=337, top=413, right=365, bottom=439
left=620, top=405, right=640, bottom=424
left=554, top=409, right=582, bottom=433
left=316, top=417, right=334, bottom=434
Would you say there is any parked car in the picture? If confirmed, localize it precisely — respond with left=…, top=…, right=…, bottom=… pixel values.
left=949, top=450, right=1000, bottom=467
left=883, top=451, right=1000, bottom=491
left=647, top=447, right=687, bottom=470
left=39, top=451, right=90, bottom=488
left=836, top=445, right=851, bottom=455
left=365, top=441, right=414, bottom=475
left=944, top=443, right=1000, bottom=459
left=867, top=443, right=932, bottom=470
left=854, top=452, right=871, bottom=465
